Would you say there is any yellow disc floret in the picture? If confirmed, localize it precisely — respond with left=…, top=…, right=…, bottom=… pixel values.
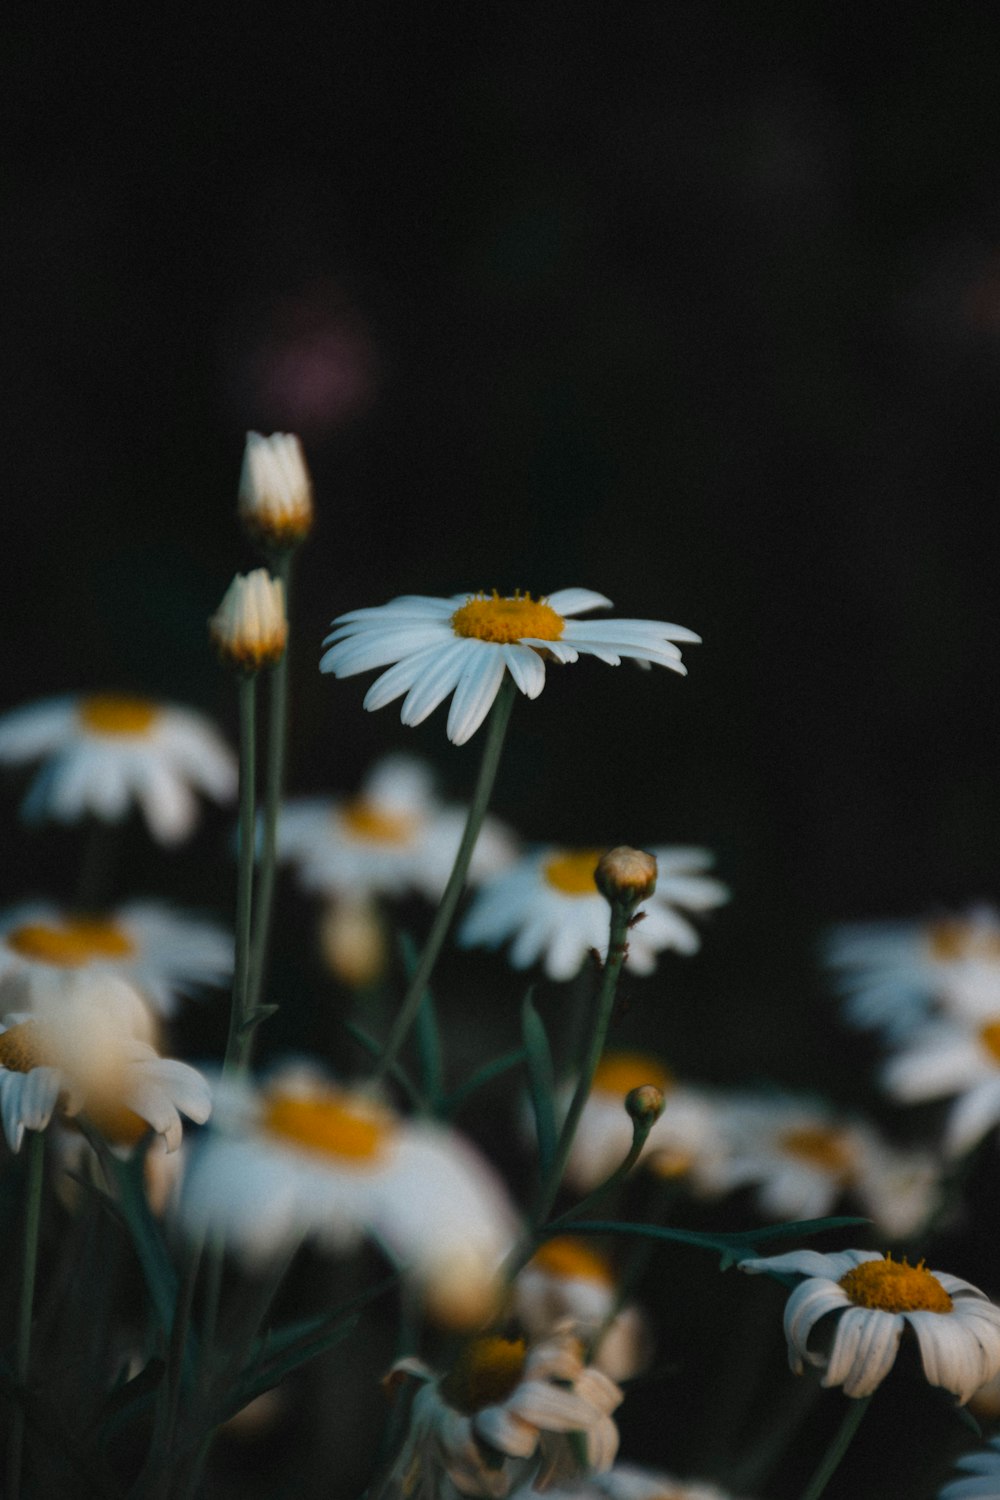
left=440, top=1335, right=528, bottom=1414
left=0, top=1021, right=48, bottom=1075
left=340, top=799, right=420, bottom=845
left=778, top=1126, right=856, bottom=1180
left=8, top=918, right=136, bottom=967
left=980, top=1021, right=1000, bottom=1063
left=531, top=1237, right=616, bottom=1287
left=78, top=695, right=159, bottom=737
left=929, top=919, right=1000, bottom=963
left=543, top=849, right=605, bottom=896
left=593, top=1050, right=673, bottom=1097
left=839, top=1256, right=953, bottom=1314
left=451, top=591, right=565, bottom=644
left=263, top=1088, right=394, bottom=1165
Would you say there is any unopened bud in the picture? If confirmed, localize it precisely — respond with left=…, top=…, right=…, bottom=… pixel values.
left=625, top=1084, right=666, bottom=1129
left=594, top=847, right=658, bottom=906
left=238, top=431, right=314, bottom=549
left=210, top=569, right=288, bottom=673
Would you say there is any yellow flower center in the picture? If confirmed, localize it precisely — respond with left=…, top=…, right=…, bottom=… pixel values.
left=593, top=1051, right=673, bottom=1097
left=530, top=1237, right=616, bottom=1286
left=78, top=695, right=159, bottom=736
left=0, top=1021, right=47, bottom=1074
left=451, top=591, right=565, bottom=645
left=543, top=849, right=605, bottom=896
left=838, top=1256, right=953, bottom=1314
left=980, top=1021, right=1000, bottom=1063
left=439, top=1335, right=528, bottom=1414
left=928, top=918, right=1000, bottom=963
left=7, top=918, right=135, bottom=967
left=339, top=799, right=420, bottom=845
left=779, top=1126, right=856, bottom=1180
left=83, top=1099, right=150, bottom=1146
left=262, top=1088, right=394, bottom=1165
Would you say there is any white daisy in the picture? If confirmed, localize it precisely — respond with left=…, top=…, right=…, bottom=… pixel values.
left=514, top=1237, right=652, bottom=1383
left=940, top=1439, right=1000, bottom=1499
left=882, top=1015, right=1000, bottom=1157
left=740, top=1248, right=1000, bottom=1402
left=277, top=754, right=517, bottom=901
left=0, top=901, right=232, bottom=1019
left=460, top=847, right=727, bottom=982
left=178, top=1066, right=519, bottom=1326
left=320, top=588, right=700, bottom=745
left=514, top=1466, right=748, bottom=1500
left=0, top=694, right=237, bottom=844
left=389, top=1323, right=622, bottom=1498
left=0, top=1010, right=211, bottom=1153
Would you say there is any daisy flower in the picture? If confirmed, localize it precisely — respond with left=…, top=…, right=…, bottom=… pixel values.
left=389, top=1323, right=622, bottom=1498
left=513, top=1467, right=748, bottom=1500
left=0, top=694, right=237, bottom=844
left=459, top=847, right=727, bottom=982
left=277, top=754, right=517, bottom=901
left=0, top=901, right=232, bottom=1019
left=209, top=569, right=287, bottom=672
left=740, top=1248, right=1000, bottom=1402
left=178, top=1066, right=519, bottom=1326
left=940, top=1439, right=1000, bottom=1499
left=514, top=1238, right=652, bottom=1383
left=238, top=430, right=313, bottom=549
left=882, top=1015, right=1000, bottom=1157
left=0, top=1009, right=211, bottom=1153
left=320, top=588, right=700, bottom=745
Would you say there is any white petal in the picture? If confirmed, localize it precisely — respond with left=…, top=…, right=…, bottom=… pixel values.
left=361, top=646, right=449, bottom=712
left=400, top=642, right=475, bottom=727
left=473, top=1405, right=538, bottom=1458
left=446, top=646, right=507, bottom=745
left=784, top=1280, right=850, bottom=1367
left=544, top=589, right=613, bottom=617
left=945, top=1079, right=1000, bottom=1157
left=501, top=644, right=546, bottom=699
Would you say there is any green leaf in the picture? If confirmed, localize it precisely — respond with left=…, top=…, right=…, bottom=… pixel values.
left=399, top=930, right=443, bottom=1108
left=441, top=1048, right=527, bottom=1117
left=522, top=989, right=557, bottom=1176
left=538, top=1215, right=872, bottom=1270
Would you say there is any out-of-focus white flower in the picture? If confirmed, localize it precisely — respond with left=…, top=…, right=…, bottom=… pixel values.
left=209, top=569, right=287, bottom=672
left=389, top=1324, right=622, bottom=1498
left=238, top=431, right=313, bottom=548
left=277, top=754, right=517, bottom=901
left=178, top=1066, right=519, bottom=1325
left=512, top=1466, right=749, bottom=1500
left=0, top=694, right=237, bottom=844
left=939, top=1438, right=1000, bottom=1499
left=0, top=967, right=159, bottom=1045
left=0, top=1009, right=211, bottom=1153
left=460, top=847, right=727, bottom=982
left=320, top=588, right=699, bottom=746
left=740, top=1248, right=1000, bottom=1402
left=0, top=901, right=231, bottom=1019
left=318, top=895, right=387, bottom=988
left=882, top=1016, right=1000, bottom=1157
left=53, top=1124, right=189, bottom=1217
left=514, top=1237, right=652, bottom=1383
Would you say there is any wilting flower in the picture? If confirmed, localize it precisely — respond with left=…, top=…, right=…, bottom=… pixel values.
left=210, top=569, right=288, bottom=672
left=0, top=1009, right=211, bottom=1152
left=320, top=588, right=699, bottom=745
left=939, top=1437, right=1000, bottom=1499
left=460, top=848, right=726, bottom=981
left=740, top=1248, right=1000, bottom=1402
left=238, top=431, right=313, bottom=548
left=513, top=1238, right=652, bottom=1383
left=0, top=901, right=232, bottom=1019
left=389, top=1324, right=621, bottom=1498
left=0, top=694, right=236, bottom=844
left=882, top=1016, right=1000, bottom=1157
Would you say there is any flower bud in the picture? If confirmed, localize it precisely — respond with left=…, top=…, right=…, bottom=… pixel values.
left=238, top=431, right=314, bottom=549
left=209, top=570, right=288, bottom=673
left=625, top=1083, right=666, bottom=1130
left=594, top=846, right=658, bottom=906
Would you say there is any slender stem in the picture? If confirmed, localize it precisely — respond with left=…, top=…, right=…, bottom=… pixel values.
left=544, top=1114, right=654, bottom=1234
left=8, top=1130, right=45, bottom=1500
left=373, top=676, right=517, bottom=1084
left=798, top=1393, right=871, bottom=1500
left=247, top=547, right=293, bottom=1018
left=224, top=673, right=257, bottom=1075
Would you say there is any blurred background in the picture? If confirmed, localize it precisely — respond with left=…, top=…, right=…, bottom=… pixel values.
left=3, top=5, right=1000, bottom=1495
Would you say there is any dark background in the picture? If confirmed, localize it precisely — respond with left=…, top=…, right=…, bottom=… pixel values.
left=3, top=5, right=1000, bottom=1495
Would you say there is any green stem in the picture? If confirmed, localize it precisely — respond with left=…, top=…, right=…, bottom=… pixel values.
left=224, top=673, right=257, bottom=1075
left=544, top=1114, right=654, bottom=1235
left=373, top=675, right=517, bottom=1084
left=798, top=1393, right=871, bottom=1500
left=8, top=1130, right=45, bottom=1500
left=247, top=548, right=293, bottom=1018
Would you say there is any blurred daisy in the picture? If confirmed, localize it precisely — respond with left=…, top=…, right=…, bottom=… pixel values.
left=320, top=588, right=699, bottom=745
left=0, top=694, right=237, bottom=844
left=882, top=1016, right=1000, bottom=1157
left=277, top=754, right=517, bottom=901
left=389, top=1324, right=621, bottom=1498
left=740, top=1248, right=1000, bottom=1402
left=459, top=847, right=727, bottom=982
left=514, top=1237, right=652, bottom=1382
left=0, top=1010, right=211, bottom=1153
left=515, top=1467, right=748, bottom=1500
left=0, top=901, right=232, bottom=1019
left=179, top=1066, right=519, bottom=1326
left=940, top=1439, right=1000, bottom=1499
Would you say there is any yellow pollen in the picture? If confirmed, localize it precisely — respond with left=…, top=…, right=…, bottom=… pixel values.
left=838, top=1256, right=953, bottom=1314
left=439, top=1335, right=527, bottom=1414
left=0, top=1021, right=48, bottom=1074
left=8, top=918, right=135, bottom=967
left=593, top=1051, right=673, bottom=1097
left=980, top=1022, right=1000, bottom=1063
left=78, top=695, right=159, bottom=736
left=263, top=1088, right=393, bottom=1165
left=543, top=849, right=605, bottom=896
left=928, top=919, right=1000, bottom=963
left=451, top=591, right=565, bottom=645
left=340, top=799, right=420, bottom=845
left=531, top=1237, right=616, bottom=1286
left=779, top=1126, right=856, bottom=1180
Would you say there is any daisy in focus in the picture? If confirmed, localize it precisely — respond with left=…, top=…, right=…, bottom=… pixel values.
left=179, top=1064, right=519, bottom=1327
left=0, top=694, right=237, bottom=844
left=0, top=900, right=232, bottom=1019
left=513, top=1237, right=652, bottom=1383
left=0, top=1008, right=212, bottom=1153
left=460, top=847, right=726, bottom=982
left=389, top=1324, right=622, bottom=1498
left=320, top=588, right=700, bottom=745
left=939, top=1438, right=1000, bottom=1500
left=740, top=1248, right=1000, bottom=1401
left=881, top=1015, right=1000, bottom=1158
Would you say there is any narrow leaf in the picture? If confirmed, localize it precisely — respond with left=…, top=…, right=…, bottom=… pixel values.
left=344, top=1021, right=425, bottom=1109
left=522, top=990, right=557, bottom=1176
left=441, top=1048, right=527, bottom=1117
